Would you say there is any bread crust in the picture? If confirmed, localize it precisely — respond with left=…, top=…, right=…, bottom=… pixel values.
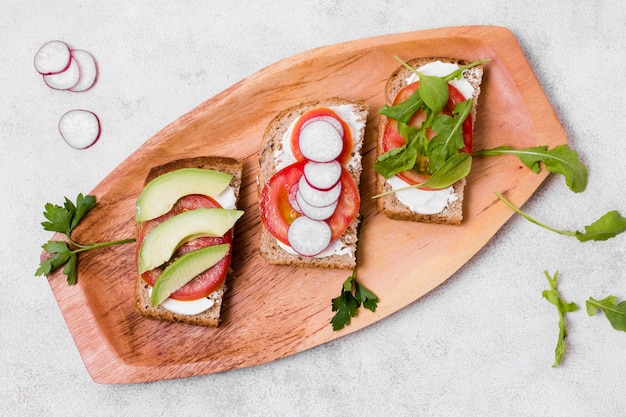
left=134, top=156, right=243, bottom=327
left=375, top=57, right=483, bottom=225
left=258, top=98, right=368, bottom=269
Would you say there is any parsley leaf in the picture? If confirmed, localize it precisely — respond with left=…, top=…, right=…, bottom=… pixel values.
left=331, top=269, right=379, bottom=331
left=542, top=270, right=579, bottom=367
left=495, top=192, right=626, bottom=242
left=36, top=193, right=135, bottom=285
left=586, top=296, right=626, bottom=332
left=473, top=144, right=588, bottom=192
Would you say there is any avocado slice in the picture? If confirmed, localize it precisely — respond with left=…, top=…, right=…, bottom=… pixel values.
left=135, top=168, right=233, bottom=222
left=151, top=243, right=230, bottom=307
left=138, top=208, right=243, bottom=273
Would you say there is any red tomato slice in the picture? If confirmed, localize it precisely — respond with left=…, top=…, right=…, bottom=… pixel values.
left=136, top=194, right=232, bottom=301
left=259, top=160, right=359, bottom=246
left=382, top=81, right=473, bottom=186
left=290, top=107, right=353, bottom=166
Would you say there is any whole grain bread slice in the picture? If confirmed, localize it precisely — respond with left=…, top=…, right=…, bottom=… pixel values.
left=134, top=156, right=243, bottom=327
left=258, top=98, right=368, bottom=269
left=375, top=57, right=483, bottom=225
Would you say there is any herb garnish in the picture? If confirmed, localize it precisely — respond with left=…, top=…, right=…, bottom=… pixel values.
left=542, top=270, right=579, bottom=367
left=331, top=268, right=379, bottom=331
left=586, top=296, right=626, bottom=332
left=494, top=192, right=626, bottom=242
left=36, top=193, right=135, bottom=285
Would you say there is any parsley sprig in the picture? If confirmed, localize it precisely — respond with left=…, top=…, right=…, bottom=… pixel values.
left=36, top=193, right=135, bottom=285
left=331, top=268, right=379, bottom=331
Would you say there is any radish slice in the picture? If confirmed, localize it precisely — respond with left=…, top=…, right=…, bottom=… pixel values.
left=298, top=176, right=341, bottom=208
left=303, top=160, right=342, bottom=191
left=296, top=191, right=338, bottom=220
left=298, top=120, right=344, bottom=163
left=287, top=216, right=332, bottom=256
left=58, top=109, right=101, bottom=149
left=43, top=57, right=80, bottom=90
left=301, top=115, right=344, bottom=138
left=69, top=49, right=98, bottom=92
left=34, top=40, right=71, bottom=75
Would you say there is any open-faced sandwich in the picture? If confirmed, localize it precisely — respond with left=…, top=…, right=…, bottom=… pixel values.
left=134, top=156, right=244, bottom=327
left=374, top=57, right=485, bottom=225
left=258, top=98, right=368, bottom=269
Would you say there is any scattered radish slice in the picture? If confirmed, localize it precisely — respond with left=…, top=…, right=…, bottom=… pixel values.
left=301, top=115, right=344, bottom=138
left=287, top=216, right=332, bottom=256
left=34, top=40, right=72, bottom=75
left=296, top=191, right=338, bottom=221
left=298, top=120, right=344, bottom=162
left=69, top=49, right=98, bottom=92
left=303, top=160, right=342, bottom=191
left=58, top=109, right=101, bottom=149
left=43, top=57, right=80, bottom=90
left=298, top=176, right=341, bottom=208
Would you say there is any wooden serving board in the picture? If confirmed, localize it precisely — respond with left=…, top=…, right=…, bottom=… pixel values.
left=44, top=26, right=567, bottom=384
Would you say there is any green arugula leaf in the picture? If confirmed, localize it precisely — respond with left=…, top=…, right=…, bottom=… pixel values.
left=331, top=270, right=379, bottom=331
left=37, top=193, right=135, bottom=285
left=374, top=139, right=418, bottom=179
left=474, top=144, right=588, bottom=192
left=416, top=72, right=449, bottom=114
left=542, top=270, right=579, bottom=367
left=380, top=89, right=424, bottom=124
left=427, top=100, right=472, bottom=172
left=494, top=192, right=626, bottom=242
left=586, top=296, right=626, bottom=332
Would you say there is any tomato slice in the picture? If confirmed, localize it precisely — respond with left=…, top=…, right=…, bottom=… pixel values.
left=290, top=107, right=353, bottom=166
left=382, top=81, right=473, bottom=185
left=136, top=194, right=232, bottom=301
left=259, top=160, right=359, bottom=246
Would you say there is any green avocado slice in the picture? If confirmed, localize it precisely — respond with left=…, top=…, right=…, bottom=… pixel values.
left=151, top=243, right=230, bottom=307
left=135, top=168, right=232, bottom=222
left=137, top=208, right=243, bottom=274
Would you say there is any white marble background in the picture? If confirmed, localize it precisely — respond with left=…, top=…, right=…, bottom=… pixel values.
left=2, top=1, right=625, bottom=416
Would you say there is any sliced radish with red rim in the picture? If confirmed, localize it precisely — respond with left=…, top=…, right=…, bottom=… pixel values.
left=298, top=120, right=344, bottom=163
left=287, top=216, right=332, bottom=256
left=34, top=40, right=72, bottom=75
left=303, top=160, right=342, bottom=191
left=296, top=191, right=338, bottom=221
left=298, top=176, right=341, bottom=208
left=300, top=115, right=343, bottom=138
left=58, top=109, right=101, bottom=149
left=69, top=49, right=98, bottom=92
left=43, top=57, right=80, bottom=90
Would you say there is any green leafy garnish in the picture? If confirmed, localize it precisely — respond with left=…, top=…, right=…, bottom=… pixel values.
left=586, top=296, right=626, bottom=332
left=36, top=193, right=135, bottom=285
left=375, top=57, right=489, bottom=183
left=542, top=270, right=579, bottom=367
left=495, top=192, right=626, bottom=242
left=473, top=144, right=588, bottom=192
left=331, top=269, right=379, bottom=331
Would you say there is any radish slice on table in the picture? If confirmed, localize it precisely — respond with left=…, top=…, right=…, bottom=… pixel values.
left=296, top=191, right=338, bottom=221
left=43, top=57, right=80, bottom=90
left=298, top=120, right=344, bottom=162
left=34, top=40, right=71, bottom=75
left=58, top=109, right=101, bottom=149
left=287, top=216, right=332, bottom=256
left=303, top=160, right=342, bottom=191
left=298, top=176, right=341, bottom=208
left=69, top=49, right=98, bottom=92
left=301, top=115, right=344, bottom=138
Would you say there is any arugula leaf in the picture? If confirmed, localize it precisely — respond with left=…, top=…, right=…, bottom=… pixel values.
left=331, top=270, right=379, bottom=331
left=494, top=192, right=626, bottom=242
left=427, top=100, right=472, bottom=172
left=37, top=194, right=135, bottom=285
left=474, top=144, right=588, bottom=192
left=416, top=72, right=449, bottom=114
left=586, top=296, right=626, bottom=332
left=380, top=89, right=424, bottom=124
left=542, top=270, right=579, bottom=367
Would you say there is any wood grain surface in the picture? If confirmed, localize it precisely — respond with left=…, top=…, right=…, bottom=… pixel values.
left=44, top=26, right=567, bottom=384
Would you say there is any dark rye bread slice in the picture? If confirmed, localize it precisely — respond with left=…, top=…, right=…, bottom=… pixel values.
left=375, top=57, right=483, bottom=225
left=134, top=156, right=243, bottom=327
left=258, top=98, right=368, bottom=269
